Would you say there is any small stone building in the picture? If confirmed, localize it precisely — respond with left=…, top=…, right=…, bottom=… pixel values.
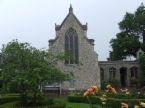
left=99, top=60, right=139, bottom=87
left=48, top=5, right=100, bottom=90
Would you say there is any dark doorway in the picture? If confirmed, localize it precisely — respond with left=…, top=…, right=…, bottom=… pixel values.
left=120, top=67, right=127, bottom=87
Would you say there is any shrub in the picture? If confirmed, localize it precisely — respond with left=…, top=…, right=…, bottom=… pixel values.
left=0, top=94, right=66, bottom=108
left=107, top=99, right=121, bottom=108
left=109, top=78, right=120, bottom=88
left=130, top=78, right=139, bottom=87
left=0, top=94, right=20, bottom=105
left=106, top=92, right=131, bottom=99
left=68, top=95, right=101, bottom=105
left=18, top=93, right=54, bottom=106
left=68, top=95, right=89, bottom=103
left=101, top=81, right=108, bottom=90
left=48, top=103, right=66, bottom=108
left=68, top=95, right=145, bottom=108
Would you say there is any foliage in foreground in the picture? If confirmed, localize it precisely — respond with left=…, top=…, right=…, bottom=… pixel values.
left=0, top=94, right=66, bottom=108
left=0, top=39, right=66, bottom=105
left=68, top=95, right=145, bottom=108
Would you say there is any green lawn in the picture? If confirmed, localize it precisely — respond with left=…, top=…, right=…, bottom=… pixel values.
left=66, top=102, right=102, bottom=108
left=0, top=98, right=101, bottom=108
left=66, top=102, right=90, bottom=108
left=0, top=102, right=101, bottom=108
left=55, top=98, right=102, bottom=108
left=0, top=102, right=17, bottom=108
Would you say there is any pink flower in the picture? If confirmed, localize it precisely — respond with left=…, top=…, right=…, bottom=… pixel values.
left=120, top=88, right=128, bottom=93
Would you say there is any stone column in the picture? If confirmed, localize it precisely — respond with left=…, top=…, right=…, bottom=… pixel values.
left=116, top=68, right=120, bottom=87
left=126, top=68, right=130, bottom=87
left=104, top=66, right=109, bottom=82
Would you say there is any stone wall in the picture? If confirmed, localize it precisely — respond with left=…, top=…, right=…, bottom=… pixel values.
left=49, top=7, right=100, bottom=90
left=99, top=60, right=139, bottom=87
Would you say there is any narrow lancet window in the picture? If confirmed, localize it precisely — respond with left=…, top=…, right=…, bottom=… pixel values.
left=65, top=28, right=79, bottom=64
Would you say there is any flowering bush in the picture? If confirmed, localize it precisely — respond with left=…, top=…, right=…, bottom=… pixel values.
left=69, top=84, right=145, bottom=108
left=99, top=94, right=107, bottom=105
left=130, top=78, right=139, bottom=87
left=84, top=86, right=98, bottom=97
left=120, top=88, right=128, bottom=93
left=105, top=84, right=117, bottom=94
left=140, top=102, right=145, bottom=107
left=83, top=86, right=99, bottom=108
left=121, top=102, right=128, bottom=108
left=109, top=78, right=120, bottom=88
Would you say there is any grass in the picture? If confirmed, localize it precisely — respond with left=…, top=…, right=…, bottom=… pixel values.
left=0, top=102, right=54, bottom=108
left=0, top=98, right=102, bottom=108
left=54, top=98, right=102, bottom=108
left=66, top=102, right=102, bottom=108
left=66, top=102, right=91, bottom=108
left=0, top=102, right=17, bottom=108
left=0, top=102, right=101, bottom=108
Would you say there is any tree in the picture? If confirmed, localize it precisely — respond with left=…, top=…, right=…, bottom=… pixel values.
left=139, top=53, right=145, bottom=86
left=0, top=39, right=66, bottom=104
left=0, top=53, right=2, bottom=90
left=109, top=3, right=145, bottom=60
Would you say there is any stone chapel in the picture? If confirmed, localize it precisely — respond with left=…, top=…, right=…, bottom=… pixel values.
left=48, top=6, right=140, bottom=91
left=48, top=5, right=100, bottom=90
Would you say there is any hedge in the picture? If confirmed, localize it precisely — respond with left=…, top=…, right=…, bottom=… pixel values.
left=68, top=96, right=101, bottom=104
left=68, top=95, right=145, bottom=108
left=0, top=94, right=66, bottom=108
left=0, top=103, right=65, bottom=108
left=0, top=94, right=20, bottom=105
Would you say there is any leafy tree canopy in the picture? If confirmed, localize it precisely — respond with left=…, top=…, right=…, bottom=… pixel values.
left=139, top=53, right=145, bottom=86
left=0, top=39, right=66, bottom=95
left=109, top=3, right=145, bottom=60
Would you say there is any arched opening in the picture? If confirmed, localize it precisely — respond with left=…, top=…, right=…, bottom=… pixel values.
left=120, top=67, right=127, bottom=87
left=130, top=67, right=138, bottom=86
left=130, top=67, right=138, bottom=79
left=109, top=67, right=116, bottom=81
left=65, top=28, right=78, bottom=64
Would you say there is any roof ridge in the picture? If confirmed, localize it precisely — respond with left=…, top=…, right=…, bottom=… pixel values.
left=55, top=5, right=87, bottom=31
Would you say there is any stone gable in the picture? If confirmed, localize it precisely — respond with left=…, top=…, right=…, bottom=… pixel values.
left=49, top=6, right=100, bottom=90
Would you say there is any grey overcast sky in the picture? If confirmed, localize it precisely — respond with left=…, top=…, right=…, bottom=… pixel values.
left=0, top=0, right=144, bottom=60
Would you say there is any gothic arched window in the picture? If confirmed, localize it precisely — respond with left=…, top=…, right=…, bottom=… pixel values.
left=130, top=67, right=138, bottom=78
left=65, top=28, right=79, bottom=64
